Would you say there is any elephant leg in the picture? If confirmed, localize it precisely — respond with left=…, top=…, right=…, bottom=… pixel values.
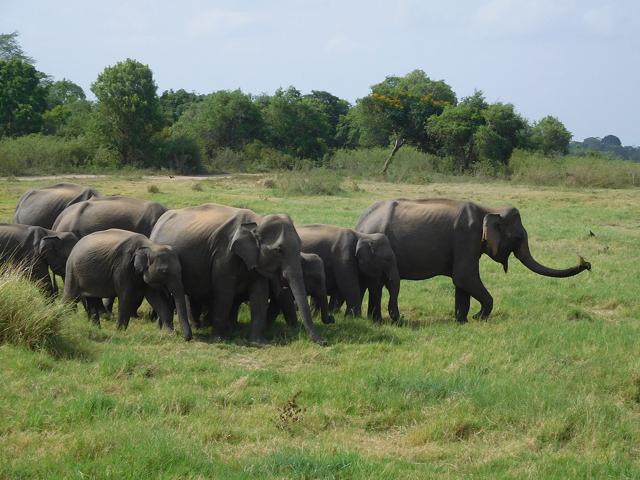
left=334, top=267, right=362, bottom=317
left=329, top=294, right=344, bottom=313
left=366, top=280, right=383, bottom=323
left=229, top=299, right=241, bottom=327
left=188, top=297, right=203, bottom=329
left=116, top=291, right=144, bottom=330
left=145, top=288, right=173, bottom=331
left=85, top=297, right=102, bottom=327
left=454, top=286, right=471, bottom=323
left=103, top=297, right=114, bottom=315
left=453, top=273, right=493, bottom=321
left=278, top=288, right=298, bottom=326
left=248, top=279, right=270, bottom=343
left=266, top=296, right=281, bottom=327
left=211, top=287, right=236, bottom=339
left=311, top=288, right=335, bottom=325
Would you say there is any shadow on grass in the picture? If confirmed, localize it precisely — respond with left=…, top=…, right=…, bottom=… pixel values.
left=45, top=333, right=95, bottom=362
left=188, top=313, right=406, bottom=346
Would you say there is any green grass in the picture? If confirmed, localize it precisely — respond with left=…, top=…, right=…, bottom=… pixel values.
left=0, top=175, right=639, bottom=478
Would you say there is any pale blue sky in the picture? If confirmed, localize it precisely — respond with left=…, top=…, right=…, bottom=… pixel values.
left=2, top=0, right=638, bottom=144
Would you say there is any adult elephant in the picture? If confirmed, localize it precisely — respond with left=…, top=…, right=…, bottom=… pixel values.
left=297, top=224, right=400, bottom=323
left=150, top=203, right=323, bottom=344
left=14, top=183, right=99, bottom=229
left=63, top=229, right=192, bottom=340
left=356, top=199, right=591, bottom=323
left=52, top=196, right=167, bottom=238
left=0, top=224, right=78, bottom=294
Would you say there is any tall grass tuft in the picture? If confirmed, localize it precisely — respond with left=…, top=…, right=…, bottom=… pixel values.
left=270, top=169, right=344, bottom=196
left=0, top=264, right=69, bottom=350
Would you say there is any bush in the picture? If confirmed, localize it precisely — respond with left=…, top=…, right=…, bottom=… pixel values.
left=0, top=264, right=69, bottom=350
left=0, top=134, right=93, bottom=175
left=509, top=149, right=640, bottom=188
left=270, top=169, right=344, bottom=196
left=327, top=146, right=454, bottom=183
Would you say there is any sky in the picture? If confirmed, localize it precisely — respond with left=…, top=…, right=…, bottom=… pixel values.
left=2, top=0, right=639, bottom=144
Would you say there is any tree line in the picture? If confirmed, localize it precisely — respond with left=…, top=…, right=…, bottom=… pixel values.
left=2, top=31, right=628, bottom=174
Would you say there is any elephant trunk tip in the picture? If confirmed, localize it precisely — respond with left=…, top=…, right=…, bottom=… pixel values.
left=579, top=255, right=592, bottom=271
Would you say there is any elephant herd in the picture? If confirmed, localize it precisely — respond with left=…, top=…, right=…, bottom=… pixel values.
left=1, top=182, right=591, bottom=344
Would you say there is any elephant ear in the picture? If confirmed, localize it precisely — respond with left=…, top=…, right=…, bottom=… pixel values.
left=230, top=222, right=259, bottom=270
left=134, top=247, right=151, bottom=275
left=355, top=238, right=375, bottom=259
left=482, top=214, right=502, bottom=257
left=38, top=235, right=60, bottom=257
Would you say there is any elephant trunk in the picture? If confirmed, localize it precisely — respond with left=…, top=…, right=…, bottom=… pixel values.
left=385, top=260, right=401, bottom=322
left=169, top=282, right=192, bottom=341
left=283, top=263, right=324, bottom=344
left=514, top=237, right=590, bottom=278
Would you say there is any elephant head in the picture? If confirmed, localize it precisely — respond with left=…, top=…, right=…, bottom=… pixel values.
left=355, top=232, right=401, bottom=322
left=229, top=214, right=322, bottom=343
left=39, top=231, right=79, bottom=276
left=482, top=208, right=591, bottom=277
left=134, top=245, right=192, bottom=340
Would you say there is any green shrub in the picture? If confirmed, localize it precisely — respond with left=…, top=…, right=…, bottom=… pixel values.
left=0, top=134, right=93, bottom=175
left=509, top=149, right=640, bottom=188
left=0, top=265, right=69, bottom=350
left=327, top=146, right=454, bottom=183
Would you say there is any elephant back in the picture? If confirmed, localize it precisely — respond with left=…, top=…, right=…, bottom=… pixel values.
left=53, top=196, right=167, bottom=238
left=14, top=183, right=99, bottom=229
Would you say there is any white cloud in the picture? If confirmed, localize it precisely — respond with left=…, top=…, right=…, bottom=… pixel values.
left=324, top=34, right=361, bottom=55
left=188, top=8, right=258, bottom=38
left=473, top=0, right=573, bottom=37
left=582, top=5, right=616, bottom=35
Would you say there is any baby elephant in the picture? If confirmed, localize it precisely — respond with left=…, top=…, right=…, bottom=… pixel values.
left=63, top=229, right=192, bottom=340
left=267, top=252, right=335, bottom=327
left=0, top=223, right=78, bottom=294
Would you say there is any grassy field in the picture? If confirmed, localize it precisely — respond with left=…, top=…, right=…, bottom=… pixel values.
left=0, top=174, right=639, bottom=479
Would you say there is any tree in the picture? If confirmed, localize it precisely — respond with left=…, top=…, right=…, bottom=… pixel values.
left=426, top=91, right=488, bottom=169
left=172, top=89, right=263, bottom=157
left=159, top=89, right=201, bottom=125
left=259, top=86, right=332, bottom=160
left=601, top=134, right=622, bottom=148
left=0, top=59, right=48, bottom=137
left=0, top=31, right=34, bottom=64
left=530, top=116, right=572, bottom=155
left=304, top=90, right=351, bottom=148
left=46, top=79, right=86, bottom=108
left=356, top=69, right=456, bottom=172
left=90, top=59, right=162, bottom=166
left=474, top=103, right=526, bottom=164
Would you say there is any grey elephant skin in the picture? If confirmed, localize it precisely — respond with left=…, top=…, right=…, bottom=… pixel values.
left=53, top=195, right=167, bottom=237
left=356, top=199, right=591, bottom=323
left=150, top=203, right=323, bottom=343
left=266, top=252, right=335, bottom=327
left=63, top=229, right=192, bottom=340
left=297, top=224, right=400, bottom=322
left=0, top=224, right=78, bottom=294
left=14, top=183, right=99, bottom=229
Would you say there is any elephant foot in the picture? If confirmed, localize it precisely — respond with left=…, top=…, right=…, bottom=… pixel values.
left=456, top=317, right=468, bottom=324
left=311, top=334, right=328, bottom=346
left=472, top=311, right=489, bottom=321
left=321, top=314, right=335, bottom=325
left=249, top=335, right=268, bottom=345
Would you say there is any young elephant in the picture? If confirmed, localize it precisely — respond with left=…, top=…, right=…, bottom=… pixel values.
left=267, top=253, right=335, bottom=326
left=297, top=224, right=400, bottom=323
left=63, top=229, right=192, bottom=340
left=0, top=224, right=78, bottom=294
